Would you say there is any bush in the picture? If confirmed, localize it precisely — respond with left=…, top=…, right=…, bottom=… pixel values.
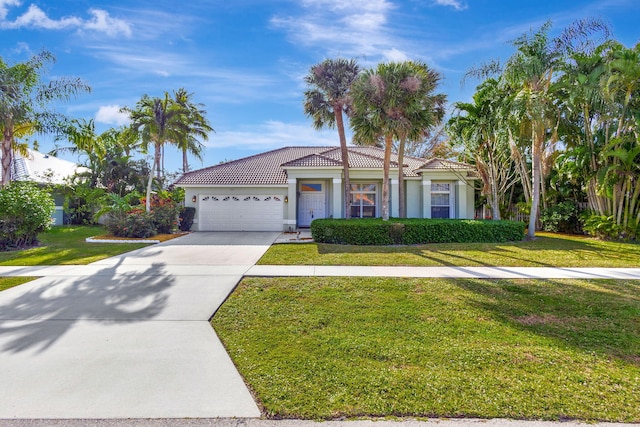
left=582, top=214, right=638, bottom=241
left=311, top=218, right=525, bottom=245
left=179, top=207, right=195, bottom=231
left=0, top=182, right=55, bottom=250
left=105, top=211, right=157, bottom=238
left=540, top=201, right=581, bottom=233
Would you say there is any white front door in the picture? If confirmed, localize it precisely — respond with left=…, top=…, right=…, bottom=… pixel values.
left=298, top=182, right=326, bottom=227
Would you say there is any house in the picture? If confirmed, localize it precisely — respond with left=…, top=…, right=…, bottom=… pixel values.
left=175, top=146, right=477, bottom=232
left=2, top=149, right=85, bottom=225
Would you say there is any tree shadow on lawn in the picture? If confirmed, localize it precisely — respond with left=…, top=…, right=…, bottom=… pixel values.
left=0, top=257, right=174, bottom=354
left=315, top=234, right=637, bottom=267
left=454, top=277, right=640, bottom=364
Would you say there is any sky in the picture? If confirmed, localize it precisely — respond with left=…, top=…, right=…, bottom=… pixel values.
left=1, top=0, right=639, bottom=174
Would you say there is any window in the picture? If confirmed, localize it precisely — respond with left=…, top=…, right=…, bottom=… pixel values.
left=431, top=182, right=452, bottom=218
left=350, top=184, right=377, bottom=218
left=301, top=183, right=323, bottom=192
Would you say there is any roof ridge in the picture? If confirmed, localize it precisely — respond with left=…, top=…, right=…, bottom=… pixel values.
left=346, top=147, right=401, bottom=167
left=281, top=152, right=342, bottom=167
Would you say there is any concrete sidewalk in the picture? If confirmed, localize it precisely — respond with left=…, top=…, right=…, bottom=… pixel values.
left=3, top=265, right=640, bottom=279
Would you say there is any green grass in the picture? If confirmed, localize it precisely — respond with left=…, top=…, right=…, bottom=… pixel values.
left=0, top=226, right=150, bottom=265
left=213, top=276, right=640, bottom=421
left=258, top=232, right=640, bottom=267
left=0, top=277, right=36, bottom=292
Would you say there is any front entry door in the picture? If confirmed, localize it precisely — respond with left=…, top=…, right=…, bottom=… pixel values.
left=298, top=182, right=326, bottom=227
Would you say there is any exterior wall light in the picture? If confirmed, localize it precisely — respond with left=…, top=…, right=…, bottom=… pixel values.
left=192, top=195, right=197, bottom=203
left=284, top=196, right=289, bottom=203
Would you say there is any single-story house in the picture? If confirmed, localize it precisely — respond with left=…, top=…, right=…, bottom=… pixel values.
left=175, top=146, right=478, bottom=232
left=2, top=149, right=85, bottom=225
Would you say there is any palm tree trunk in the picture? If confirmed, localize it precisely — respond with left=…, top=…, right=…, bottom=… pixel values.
left=1, top=131, right=13, bottom=187
left=398, top=138, right=406, bottom=218
left=183, top=148, right=189, bottom=173
left=528, top=130, right=543, bottom=239
left=335, top=107, right=351, bottom=219
left=146, top=145, right=162, bottom=212
left=382, top=134, right=392, bottom=221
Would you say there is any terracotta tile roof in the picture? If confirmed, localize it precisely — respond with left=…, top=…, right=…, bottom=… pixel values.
left=417, top=158, right=475, bottom=170
left=175, top=146, right=469, bottom=186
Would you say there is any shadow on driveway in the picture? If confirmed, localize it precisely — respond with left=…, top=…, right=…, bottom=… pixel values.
left=0, top=257, right=174, bottom=354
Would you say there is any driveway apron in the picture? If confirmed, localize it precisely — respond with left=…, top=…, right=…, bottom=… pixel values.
left=0, top=232, right=279, bottom=419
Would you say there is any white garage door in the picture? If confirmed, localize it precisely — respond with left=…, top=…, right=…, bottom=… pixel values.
left=198, top=195, right=284, bottom=231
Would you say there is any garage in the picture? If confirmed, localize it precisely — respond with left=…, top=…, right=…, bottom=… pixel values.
left=197, top=195, right=284, bottom=231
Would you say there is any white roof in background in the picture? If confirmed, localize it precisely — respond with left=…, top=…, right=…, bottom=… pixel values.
left=2, top=149, right=85, bottom=185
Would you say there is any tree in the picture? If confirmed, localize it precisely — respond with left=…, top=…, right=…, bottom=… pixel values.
left=172, top=88, right=214, bottom=173
left=468, top=19, right=608, bottom=238
left=123, top=93, right=189, bottom=211
left=351, top=61, right=446, bottom=220
left=0, top=50, right=90, bottom=186
left=304, top=58, right=360, bottom=218
left=448, top=78, right=518, bottom=220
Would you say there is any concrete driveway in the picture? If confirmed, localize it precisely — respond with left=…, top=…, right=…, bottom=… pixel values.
left=0, top=232, right=279, bottom=419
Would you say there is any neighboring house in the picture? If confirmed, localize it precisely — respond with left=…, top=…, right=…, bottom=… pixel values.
left=175, top=146, right=477, bottom=232
left=2, top=149, right=85, bottom=225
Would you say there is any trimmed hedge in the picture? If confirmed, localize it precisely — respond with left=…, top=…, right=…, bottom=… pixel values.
left=311, top=218, right=525, bottom=245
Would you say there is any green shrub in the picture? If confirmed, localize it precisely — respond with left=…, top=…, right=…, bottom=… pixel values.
left=0, top=182, right=55, bottom=250
left=105, top=211, right=157, bottom=238
left=540, top=201, right=581, bottom=233
left=311, top=218, right=525, bottom=245
left=582, top=213, right=638, bottom=241
left=179, top=207, right=196, bottom=231
left=152, top=203, right=179, bottom=234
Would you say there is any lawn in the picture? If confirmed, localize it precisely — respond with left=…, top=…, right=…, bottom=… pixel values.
left=0, top=277, right=37, bottom=292
left=258, top=232, right=640, bottom=267
left=0, top=226, right=150, bottom=266
left=213, top=276, right=640, bottom=421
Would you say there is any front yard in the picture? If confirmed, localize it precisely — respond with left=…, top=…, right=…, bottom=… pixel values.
left=258, top=232, right=640, bottom=267
left=213, top=276, right=640, bottom=421
left=0, top=226, right=151, bottom=266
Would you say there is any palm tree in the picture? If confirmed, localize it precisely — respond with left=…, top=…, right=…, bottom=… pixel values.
left=500, top=19, right=608, bottom=238
left=351, top=61, right=446, bottom=220
left=0, top=50, right=90, bottom=186
left=172, top=88, right=214, bottom=173
left=123, top=93, right=189, bottom=211
left=304, top=58, right=360, bottom=218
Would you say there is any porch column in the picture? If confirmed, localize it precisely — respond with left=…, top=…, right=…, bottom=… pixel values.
left=332, top=178, right=342, bottom=218
left=422, top=179, right=431, bottom=219
left=457, top=180, right=469, bottom=219
left=286, top=178, right=297, bottom=230
left=391, top=179, right=399, bottom=218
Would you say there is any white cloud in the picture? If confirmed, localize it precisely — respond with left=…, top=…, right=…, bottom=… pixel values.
left=382, top=48, right=409, bottom=62
left=83, top=9, right=132, bottom=38
left=209, top=121, right=342, bottom=150
left=433, top=0, right=467, bottom=11
left=95, top=105, right=130, bottom=126
left=0, top=0, right=20, bottom=20
left=0, top=3, right=131, bottom=37
left=271, top=0, right=397, bottom=59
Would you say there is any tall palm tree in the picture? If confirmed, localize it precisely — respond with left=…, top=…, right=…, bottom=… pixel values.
left=351, top=61, right=446, bottom=220
left=0, top=50, right=90, bottom=186
left=123, top=93, right=189, bottom=211
left=172, top=88, right=214, bottom=173
left=501, top=19, right=608, bottom=238
left=304, top=58, right=360, bottom=218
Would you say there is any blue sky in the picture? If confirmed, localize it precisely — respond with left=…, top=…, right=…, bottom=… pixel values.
left=1, top=0, right=638, bottom=173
